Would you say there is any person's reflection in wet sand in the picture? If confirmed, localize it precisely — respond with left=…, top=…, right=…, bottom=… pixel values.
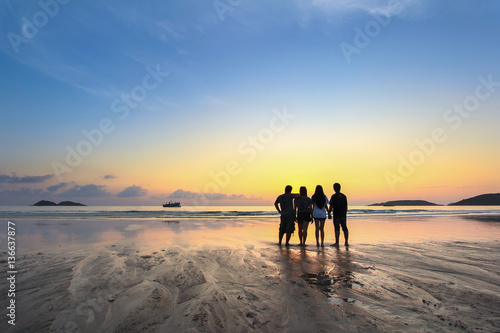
left=277, top=246, right=359, bottom=304
left=331, top=247, right=355, bottom=287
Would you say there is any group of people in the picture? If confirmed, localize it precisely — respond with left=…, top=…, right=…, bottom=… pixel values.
left=274, top=183, right=349, bottom=247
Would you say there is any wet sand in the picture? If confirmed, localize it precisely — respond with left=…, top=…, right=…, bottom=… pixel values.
left=1, top=215, right=499, bottom=332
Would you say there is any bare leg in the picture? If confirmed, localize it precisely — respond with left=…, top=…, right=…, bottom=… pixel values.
left=319, top=219, right=326, bottom=247
left=341, top=219, right=349, bottom=246
left=303, top=223, right=309, bottom=246
left=279, top=232, right=284, bottom=245
left=285, top=233, right=292, bottom=246
left=314, top=219, right=320, bottom=246
left=297, top=223, right=303, bottom=245
left=331, top=219, right=339, bottom=247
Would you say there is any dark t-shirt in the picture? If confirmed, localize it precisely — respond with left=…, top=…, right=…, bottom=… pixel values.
left=294, top=196, right=312, bottom=213
left=275, top=193, right=295, bottom=214
left=330, top=192, right=348, bottom=218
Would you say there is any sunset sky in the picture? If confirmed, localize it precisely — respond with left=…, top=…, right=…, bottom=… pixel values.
left=1, top=0, right=499, bottom=206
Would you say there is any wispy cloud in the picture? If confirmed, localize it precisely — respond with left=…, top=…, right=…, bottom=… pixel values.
left=102, top=174, right=117, bottom=180
left=298, top=0, right=430, bottom=18
left=0, top=2, right=164, bottom=98
left=156, top=20, right=185, bottom=42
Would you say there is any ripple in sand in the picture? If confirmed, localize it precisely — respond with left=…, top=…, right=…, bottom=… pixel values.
left=328, top=297, right=356, bottom=305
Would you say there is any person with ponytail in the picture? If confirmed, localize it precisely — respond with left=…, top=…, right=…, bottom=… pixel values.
left=311, top=185, right=329, bottom=247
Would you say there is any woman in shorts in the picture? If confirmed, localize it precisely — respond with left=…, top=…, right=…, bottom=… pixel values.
left=294, top=186, right=313, bottom=246
left=312, top=185, right=329, bottom=247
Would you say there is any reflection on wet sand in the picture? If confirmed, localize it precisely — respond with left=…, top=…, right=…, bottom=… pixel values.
left=2, top=215, right=499, bottom=332
left=278, top=246, right=363, bottom=306
left=460, top=214, right=500, bottom=223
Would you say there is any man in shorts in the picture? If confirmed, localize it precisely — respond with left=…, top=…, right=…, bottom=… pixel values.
left=328, top=183, right=349, bottom=247
left=274, top=185, right=299, bottom=246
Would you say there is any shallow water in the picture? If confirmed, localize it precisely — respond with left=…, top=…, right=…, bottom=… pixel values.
left=1, top=205, right=500, bottom=219
left=3, top=212, right=500, bottom=253
left=1, top=213, right=499, bottom=332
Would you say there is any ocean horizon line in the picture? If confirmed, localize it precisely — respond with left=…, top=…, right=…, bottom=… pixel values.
left=1, top=205, right=500, bottom=220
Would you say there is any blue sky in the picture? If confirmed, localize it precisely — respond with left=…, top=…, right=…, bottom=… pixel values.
left=1, top=0, right=499, bottom=205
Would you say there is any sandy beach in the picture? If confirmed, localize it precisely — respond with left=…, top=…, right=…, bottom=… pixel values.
left=3, top=1, right=500, bottom=332
left=1, top=214, right=499, bottom=332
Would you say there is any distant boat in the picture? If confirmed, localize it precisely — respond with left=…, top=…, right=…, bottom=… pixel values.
left=163, top=201, right=181, bottom=208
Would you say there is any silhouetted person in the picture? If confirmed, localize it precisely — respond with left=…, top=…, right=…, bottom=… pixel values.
left=274, top=185, right=298, bottom=246
left=294, top=186, right=313, bottom=246
left=328, top=183, right=349, bottom=247
left=312, top=185, right=329, bottom=247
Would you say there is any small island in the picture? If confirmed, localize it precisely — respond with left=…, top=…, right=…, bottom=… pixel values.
left=448, top=193, right=500, bottom=206
left=58, top=201, right=87, bottom=206
left=32, top=200, right=86, bottom=206
left=369, top=200, right=440, bottom=206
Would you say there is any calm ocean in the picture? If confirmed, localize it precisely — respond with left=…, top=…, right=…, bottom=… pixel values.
left=1, top=205, right=500, bottom=220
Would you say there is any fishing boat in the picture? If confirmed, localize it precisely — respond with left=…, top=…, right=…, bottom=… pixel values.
left=163, top=201, right=181, bottom=207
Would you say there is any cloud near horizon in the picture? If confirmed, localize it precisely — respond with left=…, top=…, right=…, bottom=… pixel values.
left=0, top=174, right=54, bottom=184
left=0, top=182, right=149, bottom=204
left=0, top=187, right=44, bottom=197
left=116, top=185, right=148, bottom=198
left=46, top=182, right=71, bottom=192
left=0, top=182, right=69, bottom=201
left=167, top=189, right=261, bottom=201
left=58, top=184, right=111, bottom=198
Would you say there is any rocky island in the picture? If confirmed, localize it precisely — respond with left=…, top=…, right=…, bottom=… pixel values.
left=369, top=200, right=440, bottom=206
left=32, top=200, right=86, bottom=206
left=449, top=193, right=500, bottom=206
